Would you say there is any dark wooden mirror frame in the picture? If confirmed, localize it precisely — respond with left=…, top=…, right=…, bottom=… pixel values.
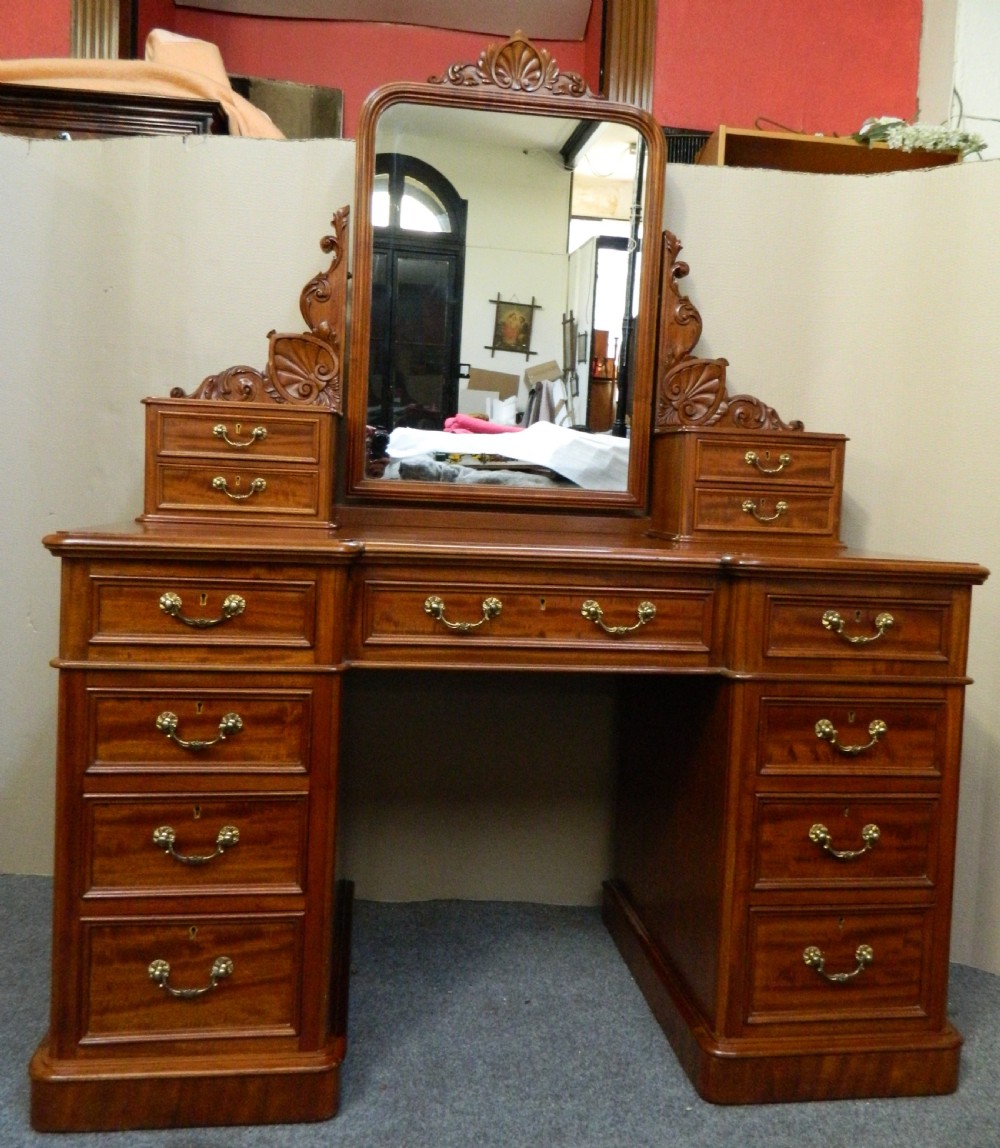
left=344, top=32, right=666, bottom=513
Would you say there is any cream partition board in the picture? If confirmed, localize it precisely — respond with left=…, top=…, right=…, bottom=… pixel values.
left=2, top=133, right=1000, bottom=970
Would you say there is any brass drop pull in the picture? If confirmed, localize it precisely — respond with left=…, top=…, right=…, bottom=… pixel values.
left=156, top=711, right=243, bottom=751
left=148, top=955, right=234, bottom=999
left=808, top=822, right=881, bottom=859
left=741, top=498, right=788, bottom=523
left=212, top=422, right=267, bottom=448
left=803, top=944, right=873, bottom=983
left=212, top=475, right=267, bottom=501
left=152, top=824, right=240, bottom=865
left=744, top=450, right=791, bottom=475
left=821, top=609, right=894, bottom=645
left=424, top=594, right=502, bottom=632
left=815, top=717, right=887, bottom=756
left=581, top=599, right=656, bottom=634
left=158, top=592, right=245, bottom=628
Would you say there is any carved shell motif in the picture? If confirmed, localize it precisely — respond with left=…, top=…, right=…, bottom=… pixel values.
left=430, top=31, right=590, bottom=97
left=655, top=231, right=803, bottom=432
left=172, top=207, right=349, bottom=410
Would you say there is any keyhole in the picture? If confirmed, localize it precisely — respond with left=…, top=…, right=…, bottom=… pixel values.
left=854, top=609, right=863, bottom=623
left=235, top=422, right=243, bottom=435
left=843, top=806, right=851, bottom=821
left=199, top=593, right=208, bottom=607
left=539, top=598, right=546, bottom=611
left=192, top=805, right=202, bottom=820
left=837, top=917, right=845, bottom=933
left=189, top=925, right=198, bottom=940
left=847, top=710, right=856, bottom=724
left=196, top=701, right=204, bottom=715
left=234, top=475, right=242, bottom=489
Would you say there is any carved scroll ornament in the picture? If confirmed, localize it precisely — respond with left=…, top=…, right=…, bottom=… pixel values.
left=655, top=231, right=803, bottom=432
left=172, top=207, right=349, bottom=410
left=429, top=30, right=591, bottom=98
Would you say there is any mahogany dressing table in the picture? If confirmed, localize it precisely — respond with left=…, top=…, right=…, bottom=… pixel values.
left=29, top=35, right=987, bottom=1131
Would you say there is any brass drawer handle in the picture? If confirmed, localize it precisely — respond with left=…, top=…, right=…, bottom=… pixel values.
left=744, top=450, right=791, bottom=475
left=808, top=822, right=881, bottom=860
left=821, top=609, right=894, bottom=645
left=152, top=824, right=240, bottom=865
left=148, top=955, right=234, bottom=999
left=156, top=710, right=243, bottom=751
left=212, top=475, right=267, bottom=501
left=741, top=498, right=788, bottom=523
left=803, top=944, right=873, bottom=983
left=815, top=717, right=887, bottom=756
left=424, top=594, right=502, bottom=632
left=158, top=591, right=246, bottom=628
left=212, top=422, right=267, bottom=449
left=581, top=599, right=656, bottom=634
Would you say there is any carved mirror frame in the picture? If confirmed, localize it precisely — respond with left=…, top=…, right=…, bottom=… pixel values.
left=344, top=32, right=666, bottom=513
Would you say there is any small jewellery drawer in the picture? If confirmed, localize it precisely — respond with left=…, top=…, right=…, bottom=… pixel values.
left=744, top=907, right=933, bottom=1027
left=150, top=462, right=325, bottom=520
left=694, top=435, right=842, bottom=487
left=68, top=562, right=320, bottom=664
left=81, top=917, right=301, bottom=1042
left=85, top=680, right=318, bottom=773
left=85, top=795, right=308, bottom=895
left=742, top=580, right=969, bottom=676
left=146, top=400, right=327, bottom=463
left=355, top=575, right=717, bottom=667
left=753, top=692, right=953, bottom=778
left=752, top=796, right=937, bottom=890
left=142, top=398, right=334, bottom=527
left=692, top=488, right=838, bottom=537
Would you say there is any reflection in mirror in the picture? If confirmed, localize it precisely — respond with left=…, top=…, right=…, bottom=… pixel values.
left=347, top=34, right=665, bottom=509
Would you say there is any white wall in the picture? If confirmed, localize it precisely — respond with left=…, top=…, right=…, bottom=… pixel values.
left=3, top=134, right=1000, bottom=972
left=953, top=0, right=1000, bottom=157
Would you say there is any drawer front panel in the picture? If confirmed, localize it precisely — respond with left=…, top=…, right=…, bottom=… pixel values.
left=693, top=489, right=837, bottom=536
left=83, top=917, right=301, bottom=1041
left=753, top=796, right=937, bottom=889
left=86, top=795, right=307, bottom=894
left=85, top=570, right=318, bottom=662
left=154, top=463, right=323, bottom=518
left=154, top=406, right=324, bottom=463
left=89, top=685, right=313, bottom=772
left=696, top=438, right=840, bottom=487
left=746, top=908, right=932, bottom=1025
left=756, top=695, right=949, bottom=778
left=358, top=579, right=716, bottom=664
left=752, top=587, right=960, bottom=674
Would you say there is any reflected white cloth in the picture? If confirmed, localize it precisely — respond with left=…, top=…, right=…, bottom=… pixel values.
left=387, top=422, right=628, bottom=491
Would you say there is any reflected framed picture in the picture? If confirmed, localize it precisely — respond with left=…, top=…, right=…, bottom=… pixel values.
left=487, top=295, right=539, bottom=359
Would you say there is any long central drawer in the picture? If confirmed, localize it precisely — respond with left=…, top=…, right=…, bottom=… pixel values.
left=351, top=568, right=720, bottom=668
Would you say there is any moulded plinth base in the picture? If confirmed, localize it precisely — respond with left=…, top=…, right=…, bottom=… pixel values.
left=601, top=879, right=962, bottom=1105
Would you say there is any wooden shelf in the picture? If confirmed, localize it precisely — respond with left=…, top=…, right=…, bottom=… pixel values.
left=697, top=125, right=961, bottom=174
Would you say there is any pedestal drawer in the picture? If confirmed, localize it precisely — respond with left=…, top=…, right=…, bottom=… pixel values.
left=87, top=682, right=316, bottom=774
left=152, top=462, right=324, bottom=520
left=745, top=907, right=934, bottom=1027
left=86, top=795, right=308, bottom=895
left=82, top=917, right=301, bottom=1042
left=752, top=796, right=937, bottom=890
left=692, top=488, right=838, bottom=537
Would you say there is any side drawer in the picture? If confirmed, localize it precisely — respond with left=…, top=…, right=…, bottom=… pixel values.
left=150, top=462, right=325, bottom=520
left=86, top=680, right=317, bottom=774
left=744, top=906, right=934, bottom=1028
left=695, top=436, right=841, bottom=487
left=85, top=794, right=308, bottom=896
left=736, top=579, right=973, bottom=677
left=148, top=400, right=326, bottom=463
left=752, top=795, right=938, bottom=890
left=81, top=916, right=301, bottom=1043
left=355, top=574, right=717, bottom=668
left=63, top=561, right=322, bottom=664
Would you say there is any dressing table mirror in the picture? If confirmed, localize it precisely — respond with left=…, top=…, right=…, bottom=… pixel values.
left=344, top=33, right=665, bottom=511
left=29, top=31, right=987, bottom=1135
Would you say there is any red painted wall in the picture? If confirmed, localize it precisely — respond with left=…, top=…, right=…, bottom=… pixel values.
left=0, top=0, right=70, bottom=57
left=653, top=0, right=922, bottom=134
left=1, top=1, right=923, bottom=140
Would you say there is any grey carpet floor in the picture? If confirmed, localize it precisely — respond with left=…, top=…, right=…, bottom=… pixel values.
left=3, top=874, right=999, bottom=1147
